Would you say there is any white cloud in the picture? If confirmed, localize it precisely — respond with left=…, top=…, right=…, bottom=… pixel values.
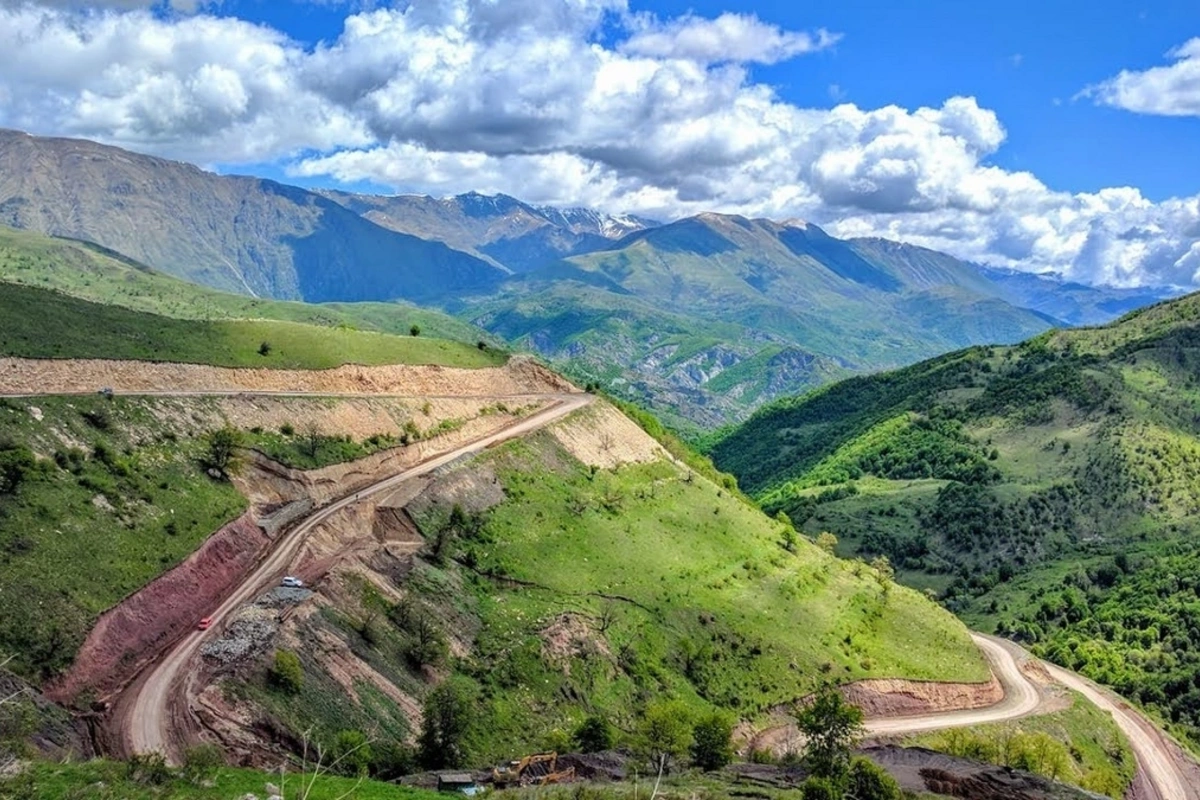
left=0, top=0, right=1198, bottom=288
left=0, top=0, right=218, bottom=10
left=1087, top=38, right=1200, bottom=117
left=622, top=12, right=840, bottom=65
left=0, top=4, right=369, bottom=162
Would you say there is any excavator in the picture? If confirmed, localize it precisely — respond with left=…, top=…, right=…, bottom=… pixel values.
left=491, top=752, right=575, bottom=789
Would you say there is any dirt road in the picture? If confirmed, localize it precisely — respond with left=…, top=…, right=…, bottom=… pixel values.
left=1043, top=662, right=1197, bottom=800
left=862, top=634, right=1196, bottom=800
left=121, top=393, right=592, bottom=762
left=864, top=635, right=1040, bottom=737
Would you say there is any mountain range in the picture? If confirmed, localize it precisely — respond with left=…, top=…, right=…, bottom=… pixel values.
left=0, top=128, right=1179, bottom=427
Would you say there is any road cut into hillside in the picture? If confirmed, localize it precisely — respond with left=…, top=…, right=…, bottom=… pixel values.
left=0, top=354, right=574, bottom=397
left=112, top=393, right=593, bottom=763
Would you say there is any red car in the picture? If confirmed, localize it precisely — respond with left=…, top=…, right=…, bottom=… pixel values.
left=197, top=616, right=213, bottom=630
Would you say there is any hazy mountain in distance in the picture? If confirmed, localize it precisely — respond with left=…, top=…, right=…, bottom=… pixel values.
left=318, top=189, right=657, bottom=273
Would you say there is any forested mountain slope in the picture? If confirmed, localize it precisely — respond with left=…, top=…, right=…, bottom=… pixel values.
left=472, top=213, right=1057, bottom=427
left=708, top=291, right=1200, bottom=747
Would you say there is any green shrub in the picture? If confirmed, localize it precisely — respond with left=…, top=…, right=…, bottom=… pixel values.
left=573, top=715, right=617, bottom=753
left=799, top=776, right=839, bottom=800
left=181, top=743, right=224, bottom=785
left=328, top=729, right=372, bottom=777
left=847, top=757, right=902, bottom=799
left=370, top=741, right=416, bottom=780
left=125, top=752, right=172, bottom=786
left=269, top=649, right=303, bottom=695
left=690, top=712, right=734, bottom=771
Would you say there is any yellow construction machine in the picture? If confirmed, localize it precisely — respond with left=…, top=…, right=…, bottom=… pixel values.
left=491, top=752, right=575, bottom=789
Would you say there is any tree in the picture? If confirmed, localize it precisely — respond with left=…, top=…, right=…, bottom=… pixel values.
left=846, top=757, right=902, bottom=799
left=794, top=685, right=864, bottom=782
left=419, top=677, right=477, bottom=769
left=328, top=729, right=372, bottom=777
left=637, top=701, right=693, bottom=771
left=690, top=711, right=734, bottom=771
left=816, top=532, right=838, bottom=555
left=269, top=649, right=304, bottom=695
left=410, top=324, right=421, bottom=337
left=574, top=714, right=617, bottom=753
left=258, top=341, right=272, bottom=356
left=301, top=421, right=323, bottom=459
left=870, top=555, right=894, bottom=598
left=775, top=511, right=798, bottom=552
left=203, top=426, right=243, bottom=478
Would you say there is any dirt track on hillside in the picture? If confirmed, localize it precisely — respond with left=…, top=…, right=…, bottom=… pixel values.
left=0, top=355, right=575, bottom=396
left=1043, top=662, right=1199, bottom=800
left=114, top=394, right=593, bottom=763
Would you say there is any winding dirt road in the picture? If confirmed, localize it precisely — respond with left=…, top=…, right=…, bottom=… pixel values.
left=98, top=385, right=1196, bottom=798
left=861, top=634, right=1196, bottom=800
left=120, top=392, right=592, bottom=762
left=1043, top=662, right=1197, bottom=800
left=864, top=635, right=1040, bottom=737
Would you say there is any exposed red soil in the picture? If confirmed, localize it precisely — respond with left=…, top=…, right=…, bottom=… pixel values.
left=45, top=513, right=269, bottom=705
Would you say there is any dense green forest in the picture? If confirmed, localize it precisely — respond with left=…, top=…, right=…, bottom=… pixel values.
left=707, top=292, right=1200, bottom=747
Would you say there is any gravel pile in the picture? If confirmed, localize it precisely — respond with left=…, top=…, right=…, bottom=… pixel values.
left=200, top=588, right=314, bottom=665
left=201, top=608, right=279, bottom=664
left=256, top=587, right=313, bottom=609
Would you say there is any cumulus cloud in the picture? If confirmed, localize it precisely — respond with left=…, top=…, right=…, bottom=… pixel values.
left=0, top=0, right=217, bottom=10
left=0, top=4, right=369, bottom=161
left=0, top=0, right=1198, bottom=288
left=1087, top=38, right=1200, bottom=117
left=622, top=12, right=840, bottom=65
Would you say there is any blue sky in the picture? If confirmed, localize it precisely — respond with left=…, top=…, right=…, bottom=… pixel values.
left=223, top=0, right=1200, bottom=200
left=0, top=0, right=1198, bottom=287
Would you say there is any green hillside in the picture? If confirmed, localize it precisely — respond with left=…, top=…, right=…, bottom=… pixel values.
left=0, top=225, right=507, bottom=370
left=708, top=291, right=1200, bottom=747
left=0, top=224, right=500, bottom=348
left=0, top=283, right=504, bottom=369
left=240, top=416, right=987, bottom=766
left=474, top=213, right=1054, bottom=429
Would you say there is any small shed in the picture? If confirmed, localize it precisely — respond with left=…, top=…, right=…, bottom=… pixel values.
left=437, top=772, right=481, bottom=796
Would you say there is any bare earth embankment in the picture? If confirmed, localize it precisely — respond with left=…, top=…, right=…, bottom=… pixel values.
left=0, top=355, right=575, bottom=396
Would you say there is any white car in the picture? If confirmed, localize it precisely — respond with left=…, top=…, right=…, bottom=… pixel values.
left=281, top=576, right=304, bottom=588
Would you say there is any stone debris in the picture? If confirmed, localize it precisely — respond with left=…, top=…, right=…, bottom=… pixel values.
left=200, top=588, right=313, bottom=665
